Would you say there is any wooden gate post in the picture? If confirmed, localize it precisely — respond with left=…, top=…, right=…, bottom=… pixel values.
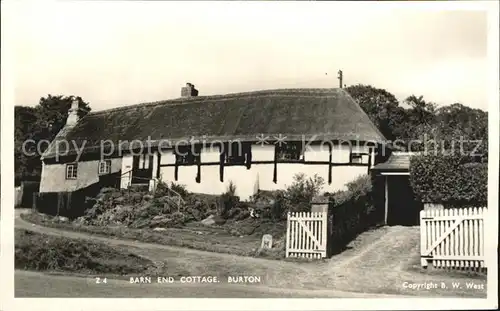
left=285, top=212, right=291, bottom=258
left=420, top=209, right=428, bottom=267
left=311, top=195, right=331, bottom=257
left=32, top=192, right=38, bottom=211
left=311, top=195, right=330, bottom=213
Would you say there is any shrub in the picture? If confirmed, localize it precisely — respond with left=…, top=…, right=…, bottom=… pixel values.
left=218, top=182, right=240, bottom=218
left=227, top=207, right=243, bottom=219
left=325, top=175, right=377, bottom=254
left=283, top=173, right=325, bottom=212
left=270, top=191, right=286, bottom=220
left=234, top=209, right=251, bottom=221
left=332, top=174, right=373, bottom=214
left=154, top=179, right=189, bottom=198
left=184, top=194, right=218, bottom=220
left=171, top=211, right=187, bottom=224
left=218, top=193, right=239, bottom=218
left=154, top=179, right=170, bottom=198
left=227, top=181, right=237, bottom=196
left=170, top=182, right=189, bottom=199
left=410, top=154, right=487, bottom=207
left=247, top=190, right=286, bottom=221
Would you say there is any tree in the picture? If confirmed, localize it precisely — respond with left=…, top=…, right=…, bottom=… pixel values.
left=404, top=95, right=436, bottom=127
left=15, top=106, right=41, bottom=183
left=345, top=84, right=406, bottom=141
left=14, top=95, right=91, bottom=185
left=434, top=103, right=488, bottom=160
left=33, top=95, right=91, bottom=144
left=399, top=97, right=487, bottom=158
left=346, top=85, right=487, bottom=157
left=396, top=95, right=438, bottom=151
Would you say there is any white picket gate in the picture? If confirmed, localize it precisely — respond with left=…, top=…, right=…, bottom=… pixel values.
left=420, top=207, right=487, bottom=270
left=285, top=212, right=328, bottom=259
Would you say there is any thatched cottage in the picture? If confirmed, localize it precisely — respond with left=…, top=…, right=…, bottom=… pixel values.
left=40, top=84, right=389, bottom=200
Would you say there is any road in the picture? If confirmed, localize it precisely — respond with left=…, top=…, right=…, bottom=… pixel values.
left=16, top=270, right=399, bottom=298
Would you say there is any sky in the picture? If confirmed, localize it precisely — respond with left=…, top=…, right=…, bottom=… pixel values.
left=9, top=1, right=491, bottom=111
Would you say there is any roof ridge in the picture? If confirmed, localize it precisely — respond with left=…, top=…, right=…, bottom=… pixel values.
left=86, top=88, right=343, bottom=117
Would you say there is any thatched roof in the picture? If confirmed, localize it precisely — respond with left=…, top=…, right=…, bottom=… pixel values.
left=42, top=88, right=386, bottom=159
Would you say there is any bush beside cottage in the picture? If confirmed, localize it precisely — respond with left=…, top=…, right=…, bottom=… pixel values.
left=410, top=154, right=487, bottom=208
left=324, top=175, right=381, bottom=254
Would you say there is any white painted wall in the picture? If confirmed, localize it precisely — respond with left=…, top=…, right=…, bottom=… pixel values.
left=40, top=158, right=122, bottom=193
left=39, top=143, right=375, bottom=199
left=156, top=143, right=372, bottom=200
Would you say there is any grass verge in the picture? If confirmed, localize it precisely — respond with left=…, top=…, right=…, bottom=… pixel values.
left=21, top=212, right=287, bottom=260
left=15, top=228, right=153, bottom=275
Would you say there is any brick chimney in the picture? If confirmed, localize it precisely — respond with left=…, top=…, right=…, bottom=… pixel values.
left=66, top=99, right=80, bottom=126
left=181, top=83, right=199, bottom=98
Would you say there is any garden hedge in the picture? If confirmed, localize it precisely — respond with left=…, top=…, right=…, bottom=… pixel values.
left=409, top=154, right=487, bottom=208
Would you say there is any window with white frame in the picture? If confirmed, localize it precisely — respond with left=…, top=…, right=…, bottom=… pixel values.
left=98, top=160, right=112, bottom=175
left=66, top=163, right=78, bottom=179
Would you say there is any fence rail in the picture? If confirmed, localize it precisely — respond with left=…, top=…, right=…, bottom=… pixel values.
left=285, top=211, right=327, bottom=259
left=420, top=207, right=487, bottom=270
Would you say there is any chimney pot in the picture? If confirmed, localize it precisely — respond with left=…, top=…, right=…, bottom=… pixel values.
left=66, top=99, right=80, bottom=127
left=181, top=82, right=198, bottom=98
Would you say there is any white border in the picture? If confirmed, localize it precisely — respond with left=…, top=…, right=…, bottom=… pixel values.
left=1, top=1, right=498, bottom=310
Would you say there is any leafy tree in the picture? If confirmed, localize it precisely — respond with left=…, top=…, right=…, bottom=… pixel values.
left=345, top=84, right=406, bottom=141
left=14, top=95, right=91, bottom=185
left=403, top=100, right=488, bottom=158
left=32, top=95, right=91, bottom=143
left=397, top=95, right=438, bottom=151
left=284, top=173, right=325, bottom=212
left=434, top=103, right=488, bottom=158
left=346, top=85, right=487, bottom=158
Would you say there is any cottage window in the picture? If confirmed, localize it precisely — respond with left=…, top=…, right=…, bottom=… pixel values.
left=66, top=163, right=78, bottom=179
left=225, top=142, right=251, bottom=165
left=175, top=145, right=198, bottom=165
left=98, top=160, right=112, bottom=175
left=350, top=153, right=363, bottom=164
left=276, top=142, right=303, bottom=161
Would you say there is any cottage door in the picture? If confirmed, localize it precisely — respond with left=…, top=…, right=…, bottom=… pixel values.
left=387, top=176, right=422, bottom=226
left=131, top=155, right=154, bottom=184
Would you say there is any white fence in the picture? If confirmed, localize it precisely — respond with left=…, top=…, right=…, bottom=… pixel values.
left=420, top=207, right=487, bottom=270
left=285, top=212, right=328, bottom=259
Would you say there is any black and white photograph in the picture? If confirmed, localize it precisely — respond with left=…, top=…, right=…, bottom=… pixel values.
left=1, top=0, right=498, bottom=310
